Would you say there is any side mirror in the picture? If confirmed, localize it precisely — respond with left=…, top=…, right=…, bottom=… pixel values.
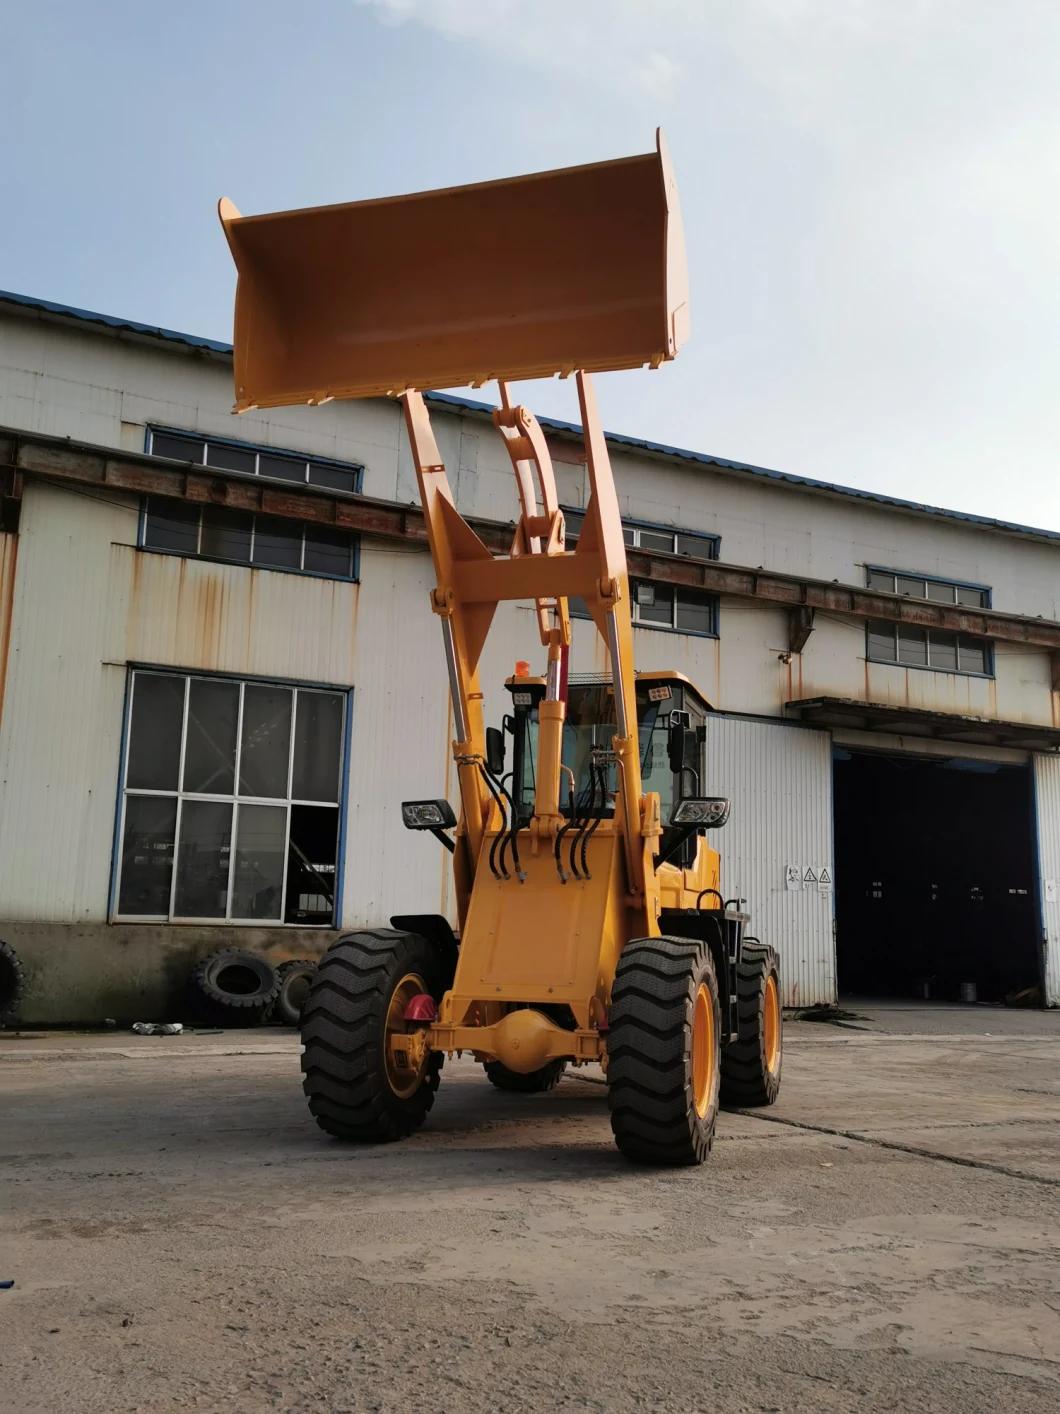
left=667, top=711, right=697, bottom=775
left=669, top=797, right=730, bottom=829
left=485, top=726, right=506, bottom=776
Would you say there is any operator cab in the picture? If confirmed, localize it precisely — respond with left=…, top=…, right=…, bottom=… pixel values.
left=498, top=669, right=713, bottom=867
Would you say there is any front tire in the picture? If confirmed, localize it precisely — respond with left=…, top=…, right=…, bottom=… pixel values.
left=301, top=929, right=443, bottom=1142
left=607, top=937, right=721, bottom=1166
left=720, top=941, right=782, bottom=1107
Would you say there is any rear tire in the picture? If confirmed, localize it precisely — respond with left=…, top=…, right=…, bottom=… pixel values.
left=607, top=937, right=721, bottom=1166
left=0, top=940, right=26, bottom=1028
left=301, top=929, right=443, bottom=1142
left=720, top=942, right=782, bottom=1107
left=484, top=1058, right=567, bottom=1093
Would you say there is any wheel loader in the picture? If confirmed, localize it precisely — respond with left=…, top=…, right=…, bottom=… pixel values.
left=219, top=131, right=782, bottom=1165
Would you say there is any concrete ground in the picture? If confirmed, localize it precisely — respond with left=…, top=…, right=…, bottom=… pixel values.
left=1, top=1009, right=1058, bottom=1413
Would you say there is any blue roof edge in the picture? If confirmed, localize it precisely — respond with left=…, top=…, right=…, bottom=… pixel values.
left=3, top=287, right=1057, bottom=546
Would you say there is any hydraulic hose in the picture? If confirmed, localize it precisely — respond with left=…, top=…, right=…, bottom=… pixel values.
left=579, top=762, right=608, bottom=879
left=497, top=776, right=526, bottom=882
left=478, top=764, right=511, bottom=880
left=555, top=771, right=593, bottom=883
left=569, top=761, right=604, bottom=881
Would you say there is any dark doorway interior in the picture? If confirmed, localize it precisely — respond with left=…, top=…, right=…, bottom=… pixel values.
left=833, top=749, right=1041, bottom=1003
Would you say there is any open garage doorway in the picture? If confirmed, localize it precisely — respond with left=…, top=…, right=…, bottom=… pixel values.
left=833, top=748, right=1042, bottom=1005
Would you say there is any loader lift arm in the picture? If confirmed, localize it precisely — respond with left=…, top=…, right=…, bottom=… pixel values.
left=401, top=373, right=645, bottom=913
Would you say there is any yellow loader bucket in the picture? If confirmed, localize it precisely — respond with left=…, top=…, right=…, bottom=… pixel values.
left=219, top=130, right=688, bottom=411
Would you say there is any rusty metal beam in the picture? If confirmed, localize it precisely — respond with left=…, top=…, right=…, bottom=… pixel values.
left=788, top=605, right=815, bottom=654
left=633, top=550, right=1060, bottom=651
left=3, top=424, right=1060, bottom=653
left=789, top=695, right=1060, bottom=750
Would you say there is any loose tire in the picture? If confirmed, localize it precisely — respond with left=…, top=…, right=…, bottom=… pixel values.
left=271, top=959, right=318, bottom=1026
left=483, top=1058, right=567, bottom=1093
left=0, top=940, right=26, bottom=1028
left=720, top=941, right=782, bottom=1107
left=607, top=937, right=721, bottom=1166
left=301, top=929, right=444, bottom=1142
left=191, top=948, right=279, bottom=1026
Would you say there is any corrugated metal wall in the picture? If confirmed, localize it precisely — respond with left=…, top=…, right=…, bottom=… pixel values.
left=705, top=715, right=835, bottom=1008
left=1032, top=754, right=1060, bottom=1006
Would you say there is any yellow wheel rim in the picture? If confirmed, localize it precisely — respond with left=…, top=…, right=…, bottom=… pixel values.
left=691, top=982, right=716, bottom=1118
left=384, top=971, right=428, bottom=1100
left=764, top=973, right=781, bottom=1073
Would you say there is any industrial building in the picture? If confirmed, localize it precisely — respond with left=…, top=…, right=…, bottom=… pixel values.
left=1, top=288, right=1058, bottom=1022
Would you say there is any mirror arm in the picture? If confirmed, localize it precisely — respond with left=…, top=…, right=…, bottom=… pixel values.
left=655, top=824, right=698, bottom=868
left=430, top=826, right=456, bottom=854
left=677, top=765, right=700, bottom=799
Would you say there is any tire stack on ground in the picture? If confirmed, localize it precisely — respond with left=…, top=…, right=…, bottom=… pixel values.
left=189, top=949, right=279, bottom=1028
left=270, top=959, right=318, bottom=1027
left=0, top=940, right=26, bottom=1029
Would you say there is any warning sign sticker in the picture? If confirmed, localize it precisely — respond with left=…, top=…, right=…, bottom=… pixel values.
left=818, top=865, right=833, bottom=892
left=802, top=865, right=818, bottom=885
left=785, top=865, right=801, bottom=891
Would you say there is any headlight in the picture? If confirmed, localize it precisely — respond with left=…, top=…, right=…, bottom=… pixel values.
left=401, top=799, right=457, bottom=830
left=669, top=797, right=731, bottom=828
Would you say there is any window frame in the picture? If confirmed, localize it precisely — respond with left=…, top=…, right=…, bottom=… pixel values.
left=109, top=665, right=353, bottom=927
left=863, top=565, right=994, bottom=678
left=864, top=620, right=994, bottom=678
left=563, top=506, right=721, bottom=562
left=146, top=426, right=365, bottom=494
left=631, top=579, right=719, bottom=637
left=562, top=507, right=720, bottom=638
left=141, top=426, right=363, bottom=582
left=865, top=564, right=992, bottom=609
left=139, top=497, right=361, bottom=583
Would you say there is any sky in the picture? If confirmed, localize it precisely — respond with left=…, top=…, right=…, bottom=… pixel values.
left=3, top=1, right=1059, bottom=528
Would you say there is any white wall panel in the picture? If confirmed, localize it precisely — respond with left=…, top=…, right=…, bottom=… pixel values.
left=704, top=716, right=835, bottom=1008
left=0, top=481, right=369, bottom=921
left=1032, top=754, right=1060, bottom=1006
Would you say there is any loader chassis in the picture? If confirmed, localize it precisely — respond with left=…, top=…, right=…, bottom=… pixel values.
left=219, top=133, right=783, bottom=1163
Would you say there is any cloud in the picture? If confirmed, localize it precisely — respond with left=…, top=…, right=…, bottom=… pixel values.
left=353, top=0, right=687, bottom=102
left=633, top=51, right=684, bottom=102
left=346, top=0, right=1060, bottom=524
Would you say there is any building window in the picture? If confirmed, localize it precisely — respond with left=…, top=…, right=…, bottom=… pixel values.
left=564, top=509, right=719, bottom=561
left=632, top=580, right=718, bottom=634
left=564, top=509, right=719, bottom=636
left=865, top=620, right=991, bottom=676
left=141, top=498, right=358, bottom=579
left=147, top=427, right=364, bottom=495
left=114, top=670, right=347, bottom=925
left=865, top=568, right=992, bottom=675
left=143, top=429, right=361, bottom=579
left=866, top=566, right=989, bottom=609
